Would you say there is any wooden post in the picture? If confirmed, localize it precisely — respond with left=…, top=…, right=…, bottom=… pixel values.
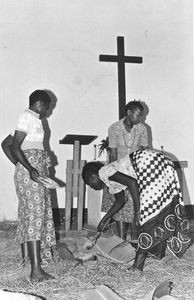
left=77, top=160, right=86, bottom=230
left=65, top=160, right=73, bottom=230
left=72, top=140, right=81, bottom=198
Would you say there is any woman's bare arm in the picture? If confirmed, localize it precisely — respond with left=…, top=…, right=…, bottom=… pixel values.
left=98, top=171, right=141, bottom=232
left=109, top=148, right=117, bottom=163
left=1, top=134, right=18, bottom=165
left=11, top=130, right=39, bottom=181
left=98, top=190, right=126, bottom=232
left=109, top=171, right=140, bottom=215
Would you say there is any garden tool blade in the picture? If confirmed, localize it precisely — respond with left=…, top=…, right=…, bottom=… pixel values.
left=108, top=238, right=138, bottom=256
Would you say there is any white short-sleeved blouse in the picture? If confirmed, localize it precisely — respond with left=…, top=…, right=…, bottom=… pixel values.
left=108, top=118, right=148, bottom=159
left=11, top=109, right=44, bottom=150
left=99, top=155, right=137, bottom=195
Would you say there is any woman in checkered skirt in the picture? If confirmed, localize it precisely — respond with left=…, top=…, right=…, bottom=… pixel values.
left=82, top=149, right=191, bottom=271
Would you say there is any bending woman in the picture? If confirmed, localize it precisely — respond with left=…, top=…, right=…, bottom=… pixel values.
left=82, top=149, right=191, bottom=271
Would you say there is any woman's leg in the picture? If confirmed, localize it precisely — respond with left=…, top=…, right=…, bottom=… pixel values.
left=115, top=221, right=138, bottom=240
left=149, top=241, right=166, bottom=259
left=21, top=242, right=29, bottom=265
left=132, top=250, right=147, bottom=271
left=28, top=240, right=53, bottom=281
left=116, top=220, right=130, bottom=240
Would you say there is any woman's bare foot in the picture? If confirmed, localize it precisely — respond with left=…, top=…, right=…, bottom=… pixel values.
left=30, top=268, right=54, bottom=281
left=127, top=265, right=143, bottom=272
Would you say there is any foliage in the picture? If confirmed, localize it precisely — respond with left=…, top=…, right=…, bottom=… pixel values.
left=97, top=137, right=110, bottom=158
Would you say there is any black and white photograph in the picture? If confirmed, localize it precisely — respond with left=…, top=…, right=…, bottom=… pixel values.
left=0, top=1, right=193, bottom=299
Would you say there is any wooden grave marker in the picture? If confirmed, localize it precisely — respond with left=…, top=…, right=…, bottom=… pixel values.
left=59, top=134, right=97, bottom=230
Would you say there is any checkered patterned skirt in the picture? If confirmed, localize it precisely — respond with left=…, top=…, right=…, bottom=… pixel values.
left=130, top=149, right=191, bottom=258
left=14, top=149, right=56, bottom=264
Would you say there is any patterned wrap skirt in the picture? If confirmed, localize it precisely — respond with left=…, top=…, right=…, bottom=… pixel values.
left=101, top=187, right=134, bottom=223
left=130, top=149, right=191, bottom=258
left=14, top=149, right=56, bottom=264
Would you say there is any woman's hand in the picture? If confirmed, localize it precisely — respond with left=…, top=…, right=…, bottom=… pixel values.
left=29, top=167, right=39, bottom=182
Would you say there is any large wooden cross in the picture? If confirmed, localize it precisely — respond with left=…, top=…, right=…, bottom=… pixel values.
left=99, top=36, right=143, bottom=119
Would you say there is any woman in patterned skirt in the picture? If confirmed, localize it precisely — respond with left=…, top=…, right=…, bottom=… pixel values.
left=1, top=90, right=56, bottom=281
left=82, top=149, right=191, bottom=271
left=102, top=100, right=149, bottom=240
